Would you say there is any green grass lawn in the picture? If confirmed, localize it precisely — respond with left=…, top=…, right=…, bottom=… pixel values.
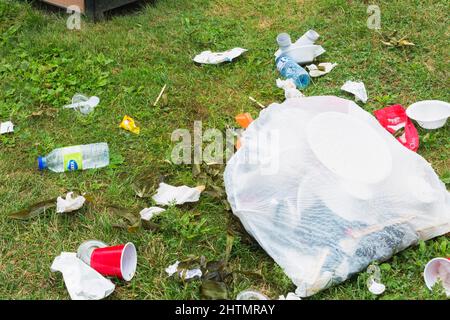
left=0, top=0, right=449, bottom=300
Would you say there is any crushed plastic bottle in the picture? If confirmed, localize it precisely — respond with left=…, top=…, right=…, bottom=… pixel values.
left=38, top=143, right=109, bottom=172
left=63, top=94, right=100, bottom=115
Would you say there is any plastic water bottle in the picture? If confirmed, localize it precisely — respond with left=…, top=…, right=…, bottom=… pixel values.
left=276, top=33, right=310, bottom=89
left=38, top=143, right=110, bottom=172
left=276, top=55, right=310, bottom=89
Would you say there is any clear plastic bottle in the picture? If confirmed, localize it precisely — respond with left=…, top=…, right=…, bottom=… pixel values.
left=276, top=54, right=310, bottom=89
left=38, top=143, right=109, bottom=172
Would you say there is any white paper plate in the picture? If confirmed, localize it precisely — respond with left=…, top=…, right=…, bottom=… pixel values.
left=307, top=112, right=392, bottom=184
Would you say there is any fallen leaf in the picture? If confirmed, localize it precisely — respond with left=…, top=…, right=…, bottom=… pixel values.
left=9, top=198, right=57, bottom=220
left=201, top=280, right=228, bottom=300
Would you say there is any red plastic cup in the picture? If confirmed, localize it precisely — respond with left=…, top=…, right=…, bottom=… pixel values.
left=90, top=242, right=137, bottom=281
left=423, top=257, right=450, bottom=296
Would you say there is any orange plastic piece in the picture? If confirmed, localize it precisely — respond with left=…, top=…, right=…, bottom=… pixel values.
left=235, top=113, right=254, bottom=129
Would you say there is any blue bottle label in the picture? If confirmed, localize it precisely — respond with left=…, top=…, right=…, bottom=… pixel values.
left=276, top=56, right=289, bottom=71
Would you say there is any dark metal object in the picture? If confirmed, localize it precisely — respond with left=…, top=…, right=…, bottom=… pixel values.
left=85, top=0, right=142, bottom=21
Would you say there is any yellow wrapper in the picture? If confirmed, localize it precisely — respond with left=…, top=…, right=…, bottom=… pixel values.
left=120, top=115, right=140, bottom=134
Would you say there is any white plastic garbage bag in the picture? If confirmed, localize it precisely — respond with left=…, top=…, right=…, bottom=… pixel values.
left=50, top=252, right=115, bottom=300
left=224, top=96, right=450, bottom=297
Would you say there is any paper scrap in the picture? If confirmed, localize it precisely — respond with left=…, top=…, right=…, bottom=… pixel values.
left=152, top=183, right=204, bottom=206
left=139, top=207, right=166, bottom=221
left=56, top=192, right=86, bottom=213
left=50, top=252, right=115, bottom=300
left=165, top=261, right=202, bottom=280
left=0, top=121, right=14, bottom=134
left=341, top=80, right=368, bottom=103
left=306, top=62, right=338, bottom=77
left=278, top=292, right=302, bottom=300
left=193, top=48, right=247, bottom=65
left=276, top=78, right=304, bottom=99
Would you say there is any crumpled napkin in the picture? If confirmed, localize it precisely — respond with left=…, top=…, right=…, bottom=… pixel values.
left=276, top=78, right=304, bottom=99
left=278, top=292, right=302, bottom=300
left=0, top=121, right=14, bottom=134
left=152, top=183, right=204, bottom=205
left=341, top=80, right=368, bottom=103
left=165, top=261, right=203, bottom=280
left=139, top=207, right=166, bottom=221
left=56, top=192, right=86, bottom=213
left=193, top=48, right=247, bottom=64
left=306, top=62, right=337, bottom=77
left=50, top=252, right=115, bottom=300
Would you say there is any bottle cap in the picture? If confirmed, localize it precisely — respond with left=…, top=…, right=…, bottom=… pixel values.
left=38, top=156, right=47, bottom=170
left=277, top=33, right=292, bottom=48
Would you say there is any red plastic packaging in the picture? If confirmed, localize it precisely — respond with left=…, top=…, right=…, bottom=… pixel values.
left=374, top=104, right=419, bottom=152
left=90, top=242, right=137, bottom=281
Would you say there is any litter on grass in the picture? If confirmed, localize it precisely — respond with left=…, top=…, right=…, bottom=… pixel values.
left=366, top=264, right=386, bottom=295
left=56, top=192, right=86, bottom=213
left=0, top=121, right=14, bottom=134
left=235, top=113, right=254, bottom=129
left=276, top=78, right=304, bottom=99
left=63, top=94, right=99, bottom=115
left=406, top=100, right=450, bottom=130
left=50, top=252, right=115, bottom=300
left=236, top=290, right=269, bottom=300
left=306, top=62, right=338, bottom=77
left=274, top=30, right=325, bottom=65
left=224, top=96, right=450, bottom=297
left=424, top=257, right=450, bottom=297
left=152, top=183, right=204, bottom=206
left=139, top=207, right=166, bottom=221
left=341, top=81, right=368, bottom=103
left=165, top=261, right=203, bottom=280
left=248, top=96, right=266, bottom=109
left=76, top=240, right=108, bottom=265
left=153, top=84, right=167, bottom=107
left=193, top=48, right=247, bottom=65
left=278, top=292, right=302, bottom=300
left=120, top=115, right=140, bottom=134
left=374, top=104, right=419, bottom=152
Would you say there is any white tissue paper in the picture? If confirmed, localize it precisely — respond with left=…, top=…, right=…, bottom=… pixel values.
left=165, top=261, right=203, bottom=280
left=139, top=207, right=166, bottom=221
left=278, top=292, right=302, bottom=300
left=50, top=252, right=115, bottom=300
left=306, top=63, right=338, bottom=77
left=341, top=81, right=368, bottom=103
left=56, top=192, right=86, bottom=213
left=193, top=48, right=247, bottom=65
left=152, top=183, right=204, bottom=206
left=276, top=79, right=304, bottom=99
left=0, top=121, right=14, bottom=134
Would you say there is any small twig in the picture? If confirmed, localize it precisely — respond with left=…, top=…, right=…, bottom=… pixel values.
left=153, top=84, right=167, bottom=107
left=248, top=96, right=266, bottom=109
